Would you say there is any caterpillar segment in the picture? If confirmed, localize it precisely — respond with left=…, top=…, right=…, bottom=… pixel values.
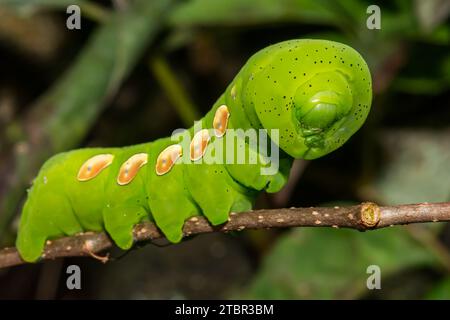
left=16, top=39, right=372, bottom=262
left=101, top=145, right=150, bottom=249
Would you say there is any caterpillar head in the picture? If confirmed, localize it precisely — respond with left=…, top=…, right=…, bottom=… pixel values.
left=239, top=39, right=372, bottom=160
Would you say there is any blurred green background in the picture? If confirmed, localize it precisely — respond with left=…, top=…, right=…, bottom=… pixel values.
left=0, top=0, right=449, bottom=299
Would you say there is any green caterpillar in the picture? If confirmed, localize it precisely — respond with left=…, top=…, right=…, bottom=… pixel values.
left=16, top=39, right=372, bottom=262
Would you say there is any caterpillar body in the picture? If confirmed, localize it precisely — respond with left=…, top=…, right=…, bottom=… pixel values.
left=17, top=39, right=372, bottom=262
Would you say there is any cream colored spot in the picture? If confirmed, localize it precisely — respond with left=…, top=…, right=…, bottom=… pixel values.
left=230, top=85, right=237, bottom=100
left=117, top=153, right=148, bottom=185
left=190, top=129, right=210, bottom=161
left=77, top=154, right=114, bottom=181
left=156, top=144, right=182, bottom=176
left=213, top=105, right=230, bottom=138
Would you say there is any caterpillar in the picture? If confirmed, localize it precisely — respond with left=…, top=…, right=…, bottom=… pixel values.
left=16, top=39, right=372, bottom=262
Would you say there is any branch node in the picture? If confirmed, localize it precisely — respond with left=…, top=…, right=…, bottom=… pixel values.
left=360, top=202, right=381, bottom=228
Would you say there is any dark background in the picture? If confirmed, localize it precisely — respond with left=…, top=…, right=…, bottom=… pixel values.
left=0, top=0, right=449, bottom=299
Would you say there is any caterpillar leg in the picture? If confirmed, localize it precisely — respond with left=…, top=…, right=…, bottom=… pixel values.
left=16, top=199, right=48, bottom=263
left=17, top=153, right=85, bottom=262
left=184, top=162, right=253, bottom=226
left=147, top=139, right=200, bottom=243
left=103, top=205, right=148, bottom=250
left=147, top=184, right=199, bottom=243
left=17, top=186, right=83, bottom=262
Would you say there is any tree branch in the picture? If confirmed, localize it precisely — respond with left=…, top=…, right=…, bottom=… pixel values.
left=1, top=201, right=449, bottom=269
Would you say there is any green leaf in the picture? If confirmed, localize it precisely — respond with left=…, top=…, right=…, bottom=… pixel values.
left=414, top=0, right=450, bottom=33
left=392, top=77, right=449, bottom=95
left=426, top=277, right=450, bottom=299
left=243, top=227, right=436, bottom=299
left=2, top=0, right=111, bottom=23
left=2, top=0, right=84, bottom=8
left=374, top=130, right=450, bottom=205
left=168, top=0, right=344, bottom=27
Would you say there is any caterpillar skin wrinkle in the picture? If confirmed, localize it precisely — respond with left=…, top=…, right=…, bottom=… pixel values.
left=16, top=39, right=372, bottom=262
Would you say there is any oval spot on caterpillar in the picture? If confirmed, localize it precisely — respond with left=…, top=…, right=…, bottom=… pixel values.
left=117, top=153, right=148, bottom=185
left=190, top=129, right=210, bottom=161
left=213, top=105, right=230, bottom=138
left=77, top=154, right=114, bottom=182
left=156, top=144, right=182, bottom=176
left=230, top=85, right=237, bottom=100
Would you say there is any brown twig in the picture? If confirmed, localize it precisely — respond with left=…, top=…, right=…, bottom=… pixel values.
left=0, top=201, right=449, bottom=269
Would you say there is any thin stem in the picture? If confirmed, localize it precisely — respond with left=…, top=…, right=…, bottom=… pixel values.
left=79, top=2, right=112, bottom=23
left=1, top=201, right=449, bottom=268
left=149, top=55, right=201, bottom=126
left=406, top=224, right=450, bottom=273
